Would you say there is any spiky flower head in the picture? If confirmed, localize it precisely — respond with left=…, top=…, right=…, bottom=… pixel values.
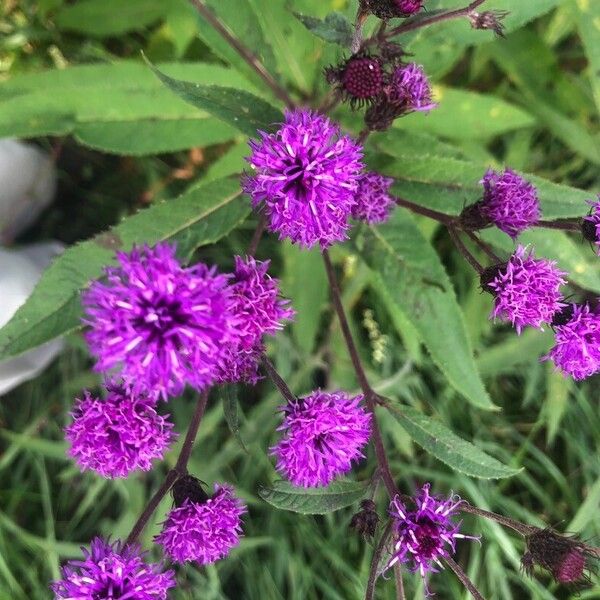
left=216, top=256, right=294, bottom=384
left=243, top=109, right=364, bottom=249
left=483, top=246, right=566, bottom=334
left=155, top=481, right=246, bottom=565
left=271, top=390, right=371, bottom=487
left=387, top=484, right=478, bottom=591
left=389, top=63, right=436, bottom=113
left=65, top=384, right=175, bottom=479
left=582, top=195, right=600, bottom=253
left=51, top=537, right=175, bottom=600
left=544, top=303, right=600, bottom=380
left=325, top=54, right=385, bottom=109
left=480, top=168, right=540, bottom=238
left=82, top=243, right=237, bottom=399
left=352, top=172, right=395, bottom=224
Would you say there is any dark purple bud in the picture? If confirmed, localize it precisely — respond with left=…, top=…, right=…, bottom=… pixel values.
left=360, top=0, right=424, bottom=19
left=350, top=499, right=380, bottom=540
left=554, top=548, right=587, bottom=584
left=172, top=474, right=209, bottom=507
left=459, top=200, right=492, bottom=232
left=364, top=97, right=400, bottom=131
left=326, top=54, right=385, bottom=109
left=469, top=11, right=509, bottom=37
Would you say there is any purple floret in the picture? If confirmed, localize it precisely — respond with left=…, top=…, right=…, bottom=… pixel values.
left=480, top=168, right=540, bottom=239
left=389, top=63, right=436, bottom=113
left=155, top=484, right=246, bottom=565
left=387, top=484, right=478, bottom=595
left=51, top=537, right=175, bottom=600
left=394, top=0, right=424, bottom=15
left=352, top=172, right=395, bottom=224
left=65, top=384, right=175, bottom=479
left=487, top=246, right=566, bottom=334
left=544, top=304, right=600, bottom=380
left=82, top=242, right=237, bottom=399
left=243, top=109, right=364, bottom=249
left=271, top=390, right=371, bottom=487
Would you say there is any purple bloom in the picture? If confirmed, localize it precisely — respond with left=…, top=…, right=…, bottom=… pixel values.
left=582, top=196, right=600, bottom=252
left=65, top=384, right=175, bottom=479
left=485, top=246, right=566, bottom=334
left=271, top=390, right=371, bottom=487
left=52, top=537, right=175, bottom=600
left=155, top=483, right=246, bottom=565
left=352, top=172, right=395, bottom=224
left=480, top=168, right=540, bottom=239
left=389, top=63, right=436, bottom=113
left=394, top=0, right=424, bottom=14
left=243, top=109, right=364, bottom=249
left=387, top=484, right=478, bottom=593
left=216, top=256, right=294, bottom=384
left=82, top=243, right=237, bottom=399
left=544, top=304, right=600, bottom=380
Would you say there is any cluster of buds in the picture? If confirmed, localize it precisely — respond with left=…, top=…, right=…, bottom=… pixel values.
left=360, top=0, right=425, bottom=20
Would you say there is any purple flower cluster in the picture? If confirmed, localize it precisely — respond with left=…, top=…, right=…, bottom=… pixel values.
left=65, top=384, right=175, bottom=478
left=352, top=172, right=395, bottom=224
left=52, top=538, right=175, bottom=600
left=387, top=484, right=478, bottom=591
left=485, top=246, right=566, bottom=334
left=83, top=243, right=237, bottom=399
left=271, top=390, right=371, bottom=487
left=156, top=483, right=246, bottom=565
left=244, top=109, right=364, bottom=248
left=480, top=168, right=540, bottom=239
left=389, top=63, right=437, bottom=113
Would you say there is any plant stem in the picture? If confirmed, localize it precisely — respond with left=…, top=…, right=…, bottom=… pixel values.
left=463, top=230, right=503, bottom=263
left=262, top=355, right=298, bottom=404
left=365, top=519, right=394, bottom=600
left=247, top=213, right=267, bottom=256
left=447, top=227, right=485, bottom=275
left=125, top=390, right=210, bottom=545
left=394, top=563, right=405, bottom=600
left=535, top=219, right=581, bottom=232
left=393, top=195, right=456, bottom=225
left=444, top=556, right=486, bottom=600
left=459, top=503, right=535, bottom=536
left=189, top=0, right=294, bottom=109
left=322, top=249, right=397, bottom=498
left=357, top=128, right=371, bottom=144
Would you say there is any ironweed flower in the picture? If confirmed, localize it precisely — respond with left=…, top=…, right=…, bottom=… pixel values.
left=325, top=54, right=385, bottom=109
left=352, top=172, right=395, bottom=224
left=545, top=303, right=600, bottom=380
left=389, top=63, right=436, bottom=112
left=216, top=256, right=294, bottom=384
left=155, top=479, right=246, bottom=565
left=387, top=484, right=478, bottom=593
left=482, top=246, right=566, bottom=334
left=271, top=390, right=371, bottom=487
left=243, top=109, right=364, bottom=249
left=51, top=537, right=175, bottom=599
left=65, top=384, right=175, bottom=479
left=582, top=195, right=600, bottom=252
left=83, top=243, right=237, bottom=399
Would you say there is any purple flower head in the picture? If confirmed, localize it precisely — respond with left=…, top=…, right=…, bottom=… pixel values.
left=51, top=537, right=175, bottom=600
left=387, top=484, right=478, bottom=593
left=363, top=0, right=424, bottom=19
left=271, top=390, right=371, bottom=487
left=325, top=55, right=385, bottom=109
left=215, top=256, right=294, bottom=384
left=352, top=172, right=395, bottom=224
left=480, top=168, right=540, bottom=238
left=582, top=195, right=600, bottom=252
left=544, top=304, right=600, bottom=380
left=65, top=384, right=175, bottom=479
left=484, top=246, right=566, bottom=334
left=155, top=483, right=246, bottom=565
left=394, top=0, right=424, bottom=15
left=243, top=109, right=364, bottom=249
left=82, top=243, right=237, bottom=399
left=389, top=63, right=436, bottom=113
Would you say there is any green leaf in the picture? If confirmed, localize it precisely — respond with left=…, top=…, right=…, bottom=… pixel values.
left=358, top=210, right=497, bottom=410
left=293, top=11, right=353, bottom=46
left=221, top=386, right=248, bottom=453
left=259, top=480, right=367, bottom=514
left=147, top=59, right=283, bottom=137
left=0, top=178, right=250, bottom=359
left=55, top=0, right=170, bottom=36
left=385, top=403, right=520, bottom=479
left=575, top=0, right=600, bottom=113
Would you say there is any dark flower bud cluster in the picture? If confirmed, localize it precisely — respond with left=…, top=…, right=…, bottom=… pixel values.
left=350, top=499, right=380, bottom=540
left=360, top=0, right=425, bottom=20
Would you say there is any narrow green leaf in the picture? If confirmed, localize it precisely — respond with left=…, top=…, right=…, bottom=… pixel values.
left=293, top=11, right=353, bottom=46
left=259, top=480, right=367, bottom=514
left=575, top=0, right=600, bottom=113
left=358, top=210, right=497, bottom=410
left=0, top=178, right=250, bottom=359
left=147, top=59, right=283, bottom=137
left=385, top=403, right=520, bottom=479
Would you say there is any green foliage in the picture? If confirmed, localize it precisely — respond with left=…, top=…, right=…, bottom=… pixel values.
left=293, top=12, right=354, bottom=47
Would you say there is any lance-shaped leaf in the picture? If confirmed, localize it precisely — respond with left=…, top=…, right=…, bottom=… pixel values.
left=293, top=12, right=354, bottom=47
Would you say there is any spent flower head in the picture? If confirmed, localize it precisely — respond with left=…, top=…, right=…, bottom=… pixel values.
left=483, top=246, right=566, bottom=334
left=352, top=172, right=395, bottom=224
left=82, top=243, right=237, bottom=399
left=243, top=109, right=364, bottom=249
left=271, top=390, right=371, bottom=487
left=65, top=384, right=175, bottom=479
left=51, top=537, right=175, bottom=600
left=469, top=11, right=508, bottom=37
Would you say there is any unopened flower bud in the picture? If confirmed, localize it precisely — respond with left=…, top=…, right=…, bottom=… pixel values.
left=325, top=54, right=385, bottom=109
left=350, top=499, right=380, bottom=540
left=172, top=474, right=209, bottom=507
